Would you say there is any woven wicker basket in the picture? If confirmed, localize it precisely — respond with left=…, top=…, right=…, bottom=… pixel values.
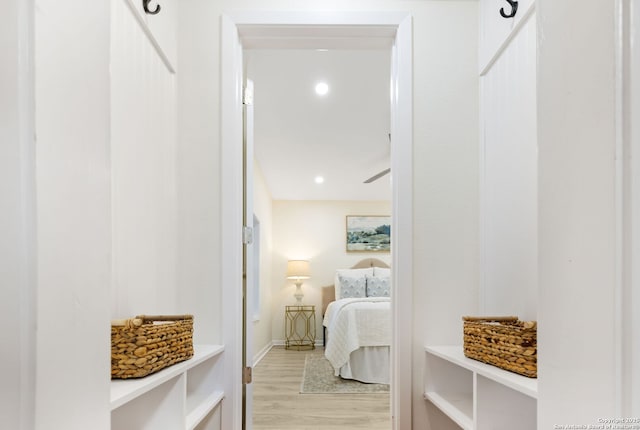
left=463, top=316, right=537, bottom=378
left=111, top=314, right=194, bottom=379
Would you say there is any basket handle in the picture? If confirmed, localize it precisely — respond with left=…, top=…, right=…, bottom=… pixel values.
left=136, top=314, right=193, bottom=322
left=463, top=316, right=519, bottom=322
left=111, top=315, right=193, bottom=327
left=111, top=318, right=143, bottom=327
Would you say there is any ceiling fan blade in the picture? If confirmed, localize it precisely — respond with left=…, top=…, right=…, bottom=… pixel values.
left=363, top=168, right=391, bottom=184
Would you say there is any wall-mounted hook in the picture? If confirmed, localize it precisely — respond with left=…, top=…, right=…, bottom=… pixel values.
left=499, top=0, right=518, bottom=18
left=143, top=0, right=161, bottom=15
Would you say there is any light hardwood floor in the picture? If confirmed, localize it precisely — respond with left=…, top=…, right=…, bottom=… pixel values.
left=252, top=346, right=391, bottom=430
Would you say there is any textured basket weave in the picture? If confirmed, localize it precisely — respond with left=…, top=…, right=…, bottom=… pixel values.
left=463, top=316, right=537, bottom=378
left=111, top=315, right=194, bottom=379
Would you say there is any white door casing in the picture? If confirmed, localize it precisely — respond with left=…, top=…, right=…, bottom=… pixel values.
left=622, top=0, right=640, bottom=415
left=221, top=13, right=245, bottom=430
left=632, top=0, right=640, bottom=413
left=221, top=11, right=413, bottom=430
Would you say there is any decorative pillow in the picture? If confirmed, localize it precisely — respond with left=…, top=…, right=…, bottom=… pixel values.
left=338, top=274, right=367, bottom=299
left=366, top=274, right=391, bottom=297
left=373, top=267, right=391, bottom=278
left=334, top=268, right=374, bottom=299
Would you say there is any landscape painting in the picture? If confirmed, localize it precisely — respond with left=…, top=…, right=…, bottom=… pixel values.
left=346, top=215, right=391, bottom=253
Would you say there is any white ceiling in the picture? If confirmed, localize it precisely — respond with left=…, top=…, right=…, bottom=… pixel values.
left=246, top=48, right=392, bottom=201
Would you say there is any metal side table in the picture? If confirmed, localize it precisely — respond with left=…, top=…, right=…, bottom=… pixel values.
left=284, top=305, right=316, bottom=350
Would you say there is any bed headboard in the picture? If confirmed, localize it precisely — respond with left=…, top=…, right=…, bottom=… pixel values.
left=321, top=258, right=390, bottom=315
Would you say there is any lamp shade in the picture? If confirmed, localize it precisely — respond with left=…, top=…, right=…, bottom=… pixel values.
left=286, top=260, right=310, bottom=280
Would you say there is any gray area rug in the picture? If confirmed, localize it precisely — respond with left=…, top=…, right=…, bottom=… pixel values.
left=300, top=355, right=389, bottom=394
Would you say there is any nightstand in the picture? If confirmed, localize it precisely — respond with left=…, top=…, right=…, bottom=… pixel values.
left=284, top=305, right=316, bottom=350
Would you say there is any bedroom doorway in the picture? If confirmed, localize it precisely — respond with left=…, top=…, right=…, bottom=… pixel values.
left=246, top=46, right=391, bottom=429
left=221, top=12, right=413, bottom=430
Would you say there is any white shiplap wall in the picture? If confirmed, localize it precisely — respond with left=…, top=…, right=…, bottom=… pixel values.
left=110, top=0, right=178, bottom=319
left=479, top=10, right=537, bottom=321
left=537, top=0, right=619, bottom=426
left=479, top=0, right=535, bottom=74
left=34, top=0, right=111, bottom=428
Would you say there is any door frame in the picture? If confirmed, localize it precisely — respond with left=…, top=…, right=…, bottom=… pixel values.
left=631, top=0, right=640, bottom=413
left=620, top=0, right=640, bottom=415
left=632, top=0, right=640, bottom=414
left=221, top=11, right=413, bottom=430
left=2, top=0, right=36, bottom=428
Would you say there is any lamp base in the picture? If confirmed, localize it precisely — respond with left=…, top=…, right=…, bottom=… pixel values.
left=293, top=282, right=304, bottom=304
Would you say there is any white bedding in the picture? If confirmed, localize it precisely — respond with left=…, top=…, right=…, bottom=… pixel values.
left=323, top=297, right=391, bottom=382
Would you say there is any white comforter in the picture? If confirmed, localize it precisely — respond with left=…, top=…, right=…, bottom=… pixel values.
left=323, top=297, right=391, bottom=375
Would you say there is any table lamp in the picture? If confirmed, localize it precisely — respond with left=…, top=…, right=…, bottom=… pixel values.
left=286, top=260, right=310, bottom=304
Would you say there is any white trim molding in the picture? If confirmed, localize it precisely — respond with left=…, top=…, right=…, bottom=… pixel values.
left=221, top=11, right=413, bottom=430
left=221, top=13, right=245, bottom=430
left=389, top=14, right=413, bottom=430
left=121, top=0, right=176, bottom=72
left=619, top=0, right=640, bottom=416
left=2, top=1, right=36, bottom=428
left=630, top=0, right=640, bottom=415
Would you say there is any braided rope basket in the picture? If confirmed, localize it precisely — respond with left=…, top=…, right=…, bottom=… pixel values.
left=463, top=316, right=537, bottom=378
left=111, top=315, right=194, bottom=379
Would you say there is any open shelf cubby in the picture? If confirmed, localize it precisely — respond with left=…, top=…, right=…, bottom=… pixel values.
left=111, top=344, right=224, bottom=430
left=424, top=345, right=537, bottom=430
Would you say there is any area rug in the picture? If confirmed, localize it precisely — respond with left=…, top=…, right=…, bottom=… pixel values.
left=300, top=355, right=389, bottom=394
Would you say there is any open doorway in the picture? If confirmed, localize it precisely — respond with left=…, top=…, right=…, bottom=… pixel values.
left=220, top=12, right=413, bottom=430
left=246, top=47, right=392, bottom=429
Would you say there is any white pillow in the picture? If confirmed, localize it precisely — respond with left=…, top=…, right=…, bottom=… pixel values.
left=338, top=274, right=367, bottom=298
left=334, top=268, right=374, bottom=299
left=373, top=267, right=391, bottom=278
left=366, top=274, right=391, bottom=297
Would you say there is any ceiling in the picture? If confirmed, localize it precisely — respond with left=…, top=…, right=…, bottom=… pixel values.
left=246, top=48, right=392, bottom=201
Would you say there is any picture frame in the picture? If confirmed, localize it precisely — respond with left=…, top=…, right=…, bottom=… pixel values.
left=346, top=215, right=391, bottom=253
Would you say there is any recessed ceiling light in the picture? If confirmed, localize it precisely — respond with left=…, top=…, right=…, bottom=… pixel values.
left=315, top=82, right=329, bottom=96
left=314, top=176, right=325, bottom=184
left=316, top=48, right=329, bottom=52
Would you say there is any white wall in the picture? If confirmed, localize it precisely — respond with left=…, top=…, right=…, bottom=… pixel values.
left=177, top=1, right=223, bottom=346
left=34, top=0, right=111, bottom=428
left=537, top=0, right=620, bottom=426
left=25, top=0, right=224, bottom=427
left=0, top=1, right=35, bottom=428
left=2, top=0, right=479, bottom=428
left=30, top=0, right=217, bottom=427
left=14, top=0, right=640, bottom=427
left=179, top=3, right=479, bottom=428
left=110, top=0, right=179, bottom=321
left=479, top=4, right=537, bottom=321
left=252, top=164, right=274, bottom=360
left=480, top=0, right=640, bottom=424
left=270, top=200, right=392, bottom=343
left=410, top=3, right=480, bottom=429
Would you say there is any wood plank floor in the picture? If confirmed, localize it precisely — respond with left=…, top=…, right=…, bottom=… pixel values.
left=252, top=346, right=391, bottom=430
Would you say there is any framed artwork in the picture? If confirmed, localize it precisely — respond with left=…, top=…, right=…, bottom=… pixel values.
left=346, top=215, right=391, bottom=253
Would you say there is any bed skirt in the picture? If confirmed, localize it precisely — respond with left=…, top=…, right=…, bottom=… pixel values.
left=338, top=346, right=389, bottom=385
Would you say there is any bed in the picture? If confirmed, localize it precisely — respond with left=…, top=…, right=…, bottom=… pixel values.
left=322, top=258, right=391, bottom=384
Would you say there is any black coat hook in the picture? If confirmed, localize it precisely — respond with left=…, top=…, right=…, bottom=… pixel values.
left=143, top=0, right=161, bottom=15
left=500, top=0, right=518, bottom=18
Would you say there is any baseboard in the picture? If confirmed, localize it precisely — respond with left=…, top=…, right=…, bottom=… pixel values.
left=252, top=342, right=274, bottom=366
left=253, top=338, right=326, bottom=366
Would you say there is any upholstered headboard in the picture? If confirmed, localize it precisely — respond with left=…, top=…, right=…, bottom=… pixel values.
left=321, top=258, right=390, bottom=315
